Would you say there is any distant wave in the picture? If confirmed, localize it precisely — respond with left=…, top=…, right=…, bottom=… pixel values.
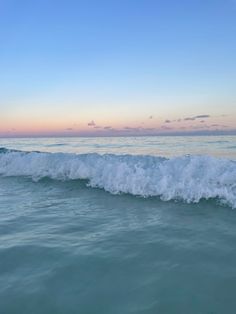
left=206, top=140, right=229, bottom=144
left=45, top=143, right=68, bottom=147
left=0, top=147, right=236, bottom=208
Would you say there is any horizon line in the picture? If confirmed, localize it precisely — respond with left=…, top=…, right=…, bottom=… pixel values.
left=1, top=130, right=236, bottom=139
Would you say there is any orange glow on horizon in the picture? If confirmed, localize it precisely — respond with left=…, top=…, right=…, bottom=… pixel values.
left=0, top=112, right=236, bottom=137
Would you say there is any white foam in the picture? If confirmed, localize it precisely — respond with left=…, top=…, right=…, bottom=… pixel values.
left=0, top=148, right=236, bottom=208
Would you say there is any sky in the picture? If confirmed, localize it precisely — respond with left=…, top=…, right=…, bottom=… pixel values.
left=0, top=0, right=236, bottom=137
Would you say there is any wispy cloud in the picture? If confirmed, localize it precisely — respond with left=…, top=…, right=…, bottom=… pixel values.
left=145, top=127, right=156, bottom=131
left=184, top=114, right=210, bottom=121
left=211, top=124, right=228, bottom=128
left=164, top=115, right=210, bottom=123
left=161, top=125, right=172, bottom=130
left=195, top=115, right=210, bottom=119
left=123, top=126, right=142, bottom=132
left=184, top=117, right=196, bottom=121
left=88, top=120, right=96, bottom=126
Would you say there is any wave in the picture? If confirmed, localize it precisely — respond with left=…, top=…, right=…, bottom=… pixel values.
left=206, top=140, right=229, bottom=144
left=0, top=147, right=236, bottom=208
left=45, top=143, right=68, bottom=147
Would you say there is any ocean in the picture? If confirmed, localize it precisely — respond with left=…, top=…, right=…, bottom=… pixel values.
left=0, top=136, right=236, bottom=314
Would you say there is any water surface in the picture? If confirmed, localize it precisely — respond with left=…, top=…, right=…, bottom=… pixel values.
left=0, top=136, right=236, bottom=313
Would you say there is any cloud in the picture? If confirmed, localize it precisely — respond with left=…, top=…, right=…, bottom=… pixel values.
left=145, top=127, right=156, bottom=131
left=195, top=115, right=210, bottom=119
left=161, top=125, right=172, bottom=130
left=163, top=115, right=210, bottom=124
left=123, top=126, right=142, bottom=132
left=190, top=125, right=209, bottom=130
left=184, top=114, right=210, bottom=121
left=102, top=126, right=117, bottom=132
left=88, top=120, right=96, bottom=126
left=210, top=124, right=228, bottom=128
left=149, top=115, right=153, bottom=119
left=184, top=117, right=196, bottom=121
left=65, top=128, right=73, bottom=131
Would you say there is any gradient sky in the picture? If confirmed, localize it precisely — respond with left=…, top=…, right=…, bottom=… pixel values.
left=0, top=0, right=236, bottom=136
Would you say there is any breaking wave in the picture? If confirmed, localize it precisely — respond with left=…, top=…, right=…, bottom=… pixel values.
left=0, top=147, right=236, bottom=208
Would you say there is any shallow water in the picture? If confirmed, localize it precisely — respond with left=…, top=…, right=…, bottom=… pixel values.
left=0, top=136, right=236, bottom=313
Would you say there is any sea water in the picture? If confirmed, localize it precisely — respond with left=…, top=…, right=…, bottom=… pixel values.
left=0, top=136, right=236, bottom=313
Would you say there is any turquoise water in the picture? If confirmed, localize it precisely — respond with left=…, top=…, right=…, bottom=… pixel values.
left=0, top=136, right=236, bottom=313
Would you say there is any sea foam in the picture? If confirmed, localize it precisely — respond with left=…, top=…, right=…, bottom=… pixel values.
left=0, top=148, right=236, bottom=208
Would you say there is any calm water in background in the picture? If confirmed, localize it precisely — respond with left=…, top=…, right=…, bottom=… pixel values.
left=1, top=135, right=236, bottom=159
left=0, top=136, right=236, bottom=314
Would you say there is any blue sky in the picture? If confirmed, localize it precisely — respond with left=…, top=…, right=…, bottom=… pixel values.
left=0, top=0, right=236, bottom=136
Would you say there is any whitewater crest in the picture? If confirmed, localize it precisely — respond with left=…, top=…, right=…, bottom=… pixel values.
left=0, top=148, right=236, bottom=208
